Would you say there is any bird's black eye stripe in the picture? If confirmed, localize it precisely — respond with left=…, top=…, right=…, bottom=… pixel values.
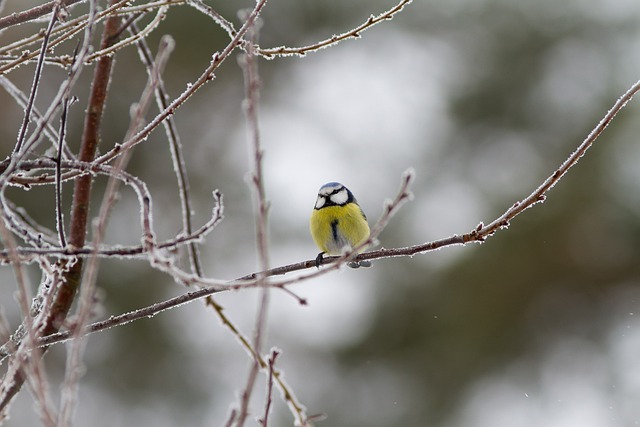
left=316, top=186, right=356, bottom=208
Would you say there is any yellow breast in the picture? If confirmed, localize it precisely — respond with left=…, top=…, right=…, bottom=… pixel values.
left=310, top=203, right=370, bottom=255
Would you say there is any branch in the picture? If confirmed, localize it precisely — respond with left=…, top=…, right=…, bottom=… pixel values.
left=0, top=0, right=83, bottom=30
left=0, top=0, right=115, bottom=411
left=22, top=171, right=416, bottom=352
left=14, top=3, right=58, bottom=155
left=235, top=12, right=272, bottom=427
left=0, top=195, right=57, bottom=427
left=92, top=0, right=269, bottom=168
left=257, top=0, right=412, bottom=58
left=24, top=77, right=640, bottom=353
left=0, top=0, right=133, bottom=76
left=258, top=349, right=280, bottom=427
left=58, top=30, right=174, bottom=427
left=130, top=19, right=203, bottom=276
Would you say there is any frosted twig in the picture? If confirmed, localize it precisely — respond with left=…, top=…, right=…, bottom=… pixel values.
left=0, top=0, right=83, bottom=30
left=85, top=5, right=168, bottom=63
left=0, top=201, right=57, bottom=426
left=14, top=2, right=58, bottom=155
left=223, top=409, right=238, bottom=427
left=58, top=28, right=174, bottom=427
left=0, top=0, right=97, bottom=186
left=258, top=349, right=279, bottom=427
left=92, top=0, right=269, bottom=167
left=0, top=190, right=56, bottom=250
left=55, top=94, right=72, bottom=248
left=257, top=0, right=413, bottom=58
left=186, top=0, right=237, bottom=39
left=0, top=0, right=103, bottom=411
left=0, top=76, right=75, bottom=159
left=130, top=20, right=203, bottom=277
left=349, top=78, right=640, bottom=264
left=235, top=10, right=274, bottom=427
left=0, top=0, right=132, bottom=75
left=0, top=0, right=127, bottom=59
left=0, top=1, right=183, bottom=60
left=129, top=23, right=269, bottom=413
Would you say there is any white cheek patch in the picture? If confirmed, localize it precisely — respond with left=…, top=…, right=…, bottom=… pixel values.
left=330, top=189, right=348, bottom=205
left=315, top=196, right=326, bottom=209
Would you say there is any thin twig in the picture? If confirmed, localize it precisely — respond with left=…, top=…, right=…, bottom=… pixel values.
left=129, top=24, right=273, bottom=419
left=0, top=201, right=57, bottom=426
left=58, top=28, right=174, bottom=427
left=0, top=76, right=75, bottom=159
left=258, top=349, right=279, bottom=427
left=0, top=0, right=98, bottom=186
left=92, top=0, right=269, bottom=168
left=0, top=0, right=104, bottom=412
left=223, top=409, right=238, bottom=427
left=0, top=0, right=83, bottom=30
left=130, top=20, right=203, bottom=277
left=85, top=5, right=167, bottom=63
left=14, top=3, right=58, bottom=155
left=0, top=0, right=133, bottom=76
left=235, top=10, right=273, bottom=427
left=55, top=95, right=72, bottom=248
left=186, top=0, right=237, bottom=39
left=257, top=0, right=412, bottom=58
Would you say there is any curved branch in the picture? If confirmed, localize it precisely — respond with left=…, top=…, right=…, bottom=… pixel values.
left=21, top=77, right=640, bottom=354
left=256, top=0, right=413, bottom=59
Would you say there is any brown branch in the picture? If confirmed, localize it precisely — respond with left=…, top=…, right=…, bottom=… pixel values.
left=0, top=0, right=122, bottom=411
left=0, top=0, right=83, bottom=30
left=24, top=77, right=640, bottom=354
left=52, top=0, right=122, bottom=323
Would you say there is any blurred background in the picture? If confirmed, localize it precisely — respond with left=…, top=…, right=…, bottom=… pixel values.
left=2, top=0, right=640, bottom=426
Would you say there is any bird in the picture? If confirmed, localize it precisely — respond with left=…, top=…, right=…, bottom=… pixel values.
left=310, top=182, right=371, bottom=268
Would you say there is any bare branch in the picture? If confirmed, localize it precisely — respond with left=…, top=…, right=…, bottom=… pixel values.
left=258, top=349, right=280, bottom=427
left=58, top=29, right=174, bottom=427
left=92, top=0, right=269, bottom=167
left=186, top=0, right=237, bottom=39
left=0, top=0, right=83, bottom=30
left=0, top=0, right=110, bottom=411
left=235, top=8, right=273, bottom=427
left=55, top=95, right=73, bottom=248
left=23, top=71, right=640, bottom=354
left=14, top=4, right=58, bottom=155
left=130, top=19, right=203, bottom=276
left=0, top=76, right=75, bottom=159
left=0, top=201, right=57, bottom=426
left=85, top=5, right=168, bottom=63
left=257, top=0, right=413, bottom=58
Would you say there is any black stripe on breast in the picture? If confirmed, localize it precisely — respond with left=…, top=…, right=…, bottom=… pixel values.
left=331, top=219, right=339, bottom=243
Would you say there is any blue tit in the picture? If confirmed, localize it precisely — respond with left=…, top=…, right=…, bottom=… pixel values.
left=310, top=182, right=372, bottom=268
